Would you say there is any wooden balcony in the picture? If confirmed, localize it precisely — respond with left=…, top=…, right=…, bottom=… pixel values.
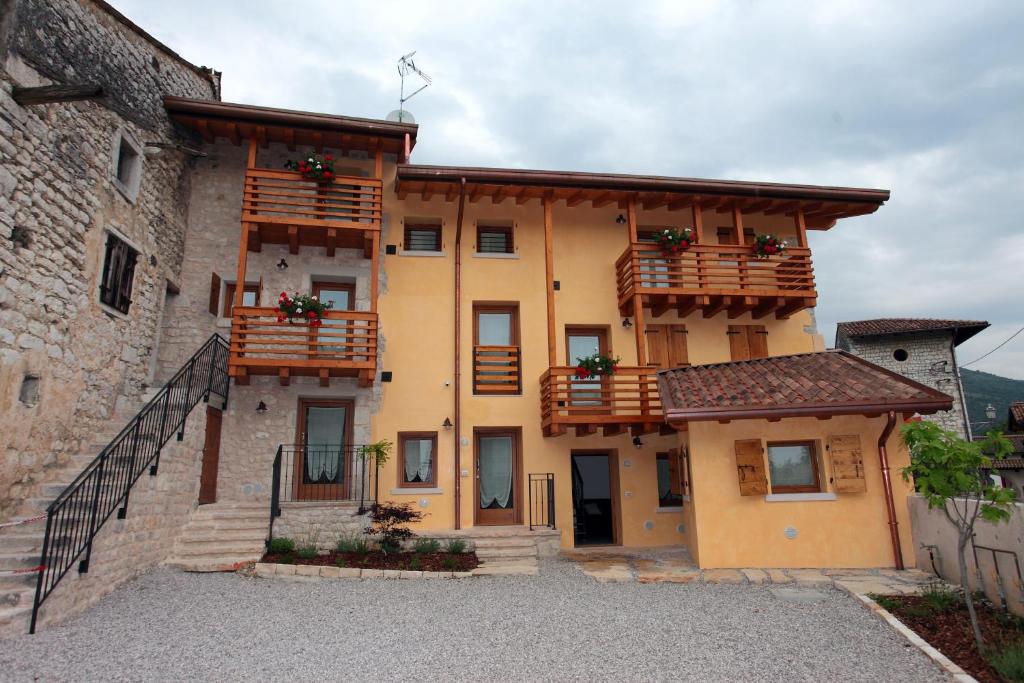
left=228, top=307, right=377, bottom=387
left=474, top=345, right=522, bottom=394
left=616, top=243, right=817, bottom=319
left=540, top=367, right=665, bottom=437
left=241, top=168, right=382, bottom=255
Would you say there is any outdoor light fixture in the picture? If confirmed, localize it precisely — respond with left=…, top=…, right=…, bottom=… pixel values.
left=442, top=417, right=453, bottom=429
left=256, top=400, right=268, bottom=414
left=985, top=404, right=997, bottom=420
left=276, top=258, right=288, bottom=271
left=622, top=318, right=633, bottom=328
left=632, top=436, right=643, bottom=449
left=616, top=214, right=627, bottom=224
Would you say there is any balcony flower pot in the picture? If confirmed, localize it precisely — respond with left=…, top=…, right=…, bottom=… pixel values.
left=277, top=292, right=333, bottom=326
left=285, top=152, right=336, bottom=183
left=574, top=353, right=621, bottom=379
left=654, top=227, right=696, bottom=257
left=752, top=233, right=788, bottom=259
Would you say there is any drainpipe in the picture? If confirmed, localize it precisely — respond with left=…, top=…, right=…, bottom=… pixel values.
left=877, top=410, right=904, bottom=569
left=453, top=178, right=467, bottom=529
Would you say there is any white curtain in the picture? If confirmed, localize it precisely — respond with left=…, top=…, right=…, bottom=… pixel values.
left=404, top=439, right=433, bottom=483
left=479, top=436, right=513, bottom=509
left=305, top=406, right=345, bottom=483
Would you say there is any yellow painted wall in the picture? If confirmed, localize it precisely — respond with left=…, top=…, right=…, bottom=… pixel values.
left=686, top=415, right=917, bottom=568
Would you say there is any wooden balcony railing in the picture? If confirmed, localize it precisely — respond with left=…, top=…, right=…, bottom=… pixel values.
left=241, top=168, right=382, bottom=254
left=615, top=243, right=817, bottom=319
left=229, top=307, right=377, bottom=387
left=474, top=345, right=521, bottom=394
left=540, top=367, right=663, bottom=437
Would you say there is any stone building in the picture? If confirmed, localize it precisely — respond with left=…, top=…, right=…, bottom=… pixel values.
left=835, top=318, right=988, bottom=439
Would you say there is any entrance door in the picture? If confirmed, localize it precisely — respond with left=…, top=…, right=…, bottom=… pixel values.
left=566, top=327, right=609, bottom=409
left=571, top=452, right=619, bottom=546
left=475, top=429, right=521, bottom=525
left=294, top=399, right=353, bottom=500
left=198, top=407, right=222, bottom=505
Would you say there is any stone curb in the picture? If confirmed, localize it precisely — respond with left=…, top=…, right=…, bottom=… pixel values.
left=846, top=591, right=977, bottom=682
left=254, top=562, right=474, bottom=580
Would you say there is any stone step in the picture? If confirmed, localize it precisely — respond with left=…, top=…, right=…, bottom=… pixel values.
left=0, top=605, right=32, bottom=638
left=0, top=531, right=45, bottom=553
left=186, top=519, right=268, bottom=532
left=475, top=546, right=538, bottom=559
left=178, top=529, right=267, bottom=544
left=173, top=541, right=265, bottom=557
left=0, top=586, right=34, bottom=609
left=471, top=564, right=539, bottom=577
left=0, top=552, right=41, bottom=569
left=472, top=537, right=538, bottom=549
left=164, top=557, right=253, bottom=573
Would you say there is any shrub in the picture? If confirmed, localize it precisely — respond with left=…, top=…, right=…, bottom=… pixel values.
left=295, top=529, right=321, bottom=559
left=335, top=557, right=348, bottom=568
left=412, top=538, right=441, bottom=554
left=336, top=533, right=371, bottom=554
left=409, top=556, right=422, bottom=570
left=868, top=594, right=900, bottom=612
left=268, top=537, right=296, bottom=555
left=920, top=581, right=961, bottom=613
left=989, top=641, right=1024, bottom=682
left=442, top=556, right=457, bottom=570
left=445, top=538, right=467, bottom=555
left=296, top=545, right=318, bottom=560
left=365, top=502, right=424, bottom=553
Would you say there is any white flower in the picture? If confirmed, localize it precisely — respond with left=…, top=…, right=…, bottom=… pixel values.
left=311, top=296, right=318, bottom=301
left=296, top=307, right=303, bottom=313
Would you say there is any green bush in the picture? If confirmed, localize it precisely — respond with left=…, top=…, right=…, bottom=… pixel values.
left=412, top=538, right=441, bottom=554
left=868, top=594, right=900, bottom=612
left=335, top=557, right=348, bottom=568
left=920, top=582, right=961, bottom=613
left=989, top=641, right=1024, bottom=682
left=409, top=556, right=422, bottom=570
left=268, top=537, right=296, bottom=555
left=445, top=538, right=467, bottom=555
left=442, top=556, right=457, bottom=570
left=336, top=533, right=371, bottom=554
left=296, top=545, right=318, bottom=560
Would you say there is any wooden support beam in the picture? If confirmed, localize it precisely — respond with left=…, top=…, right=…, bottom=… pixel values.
left=732, top=204, right=744, bottom=246
left=445, top=185, right=458, bottom=202
left=363, top=234, right=374, bottom=259
left=641, top=193, right=672, bottom=211
left=676, top=295, right=706, bottom=318
left=667, top=196, right=694, bottom=211
left=591, top=192, right=615, bottom=208
left=246, top=137, right=258, bottom=168
left=468, top=185, right=488, bottom=203
left=763, top=200, right=799, bottom=216
left=319, top=369, right=330, bottom=388
left=543, top=197, right=557, bottom=368
left=793, top=207, right=808, bottom=247
left=325, top=228, right=337, bottom=257
left=776, top=297, right=813, bottom=319
left=727, top=296, right=757, bottom=319
left=234, top=368, right=249, bottom=386
left=288, top=226, right=299, bottom=255
left=490, top=187, right=507, bottom=204
left=691, top=202, right=704, bottom=243
left=234, top=222, right=251, bottom=310
left=651, top=295, right=675, bottom=319
left=278, top=368, right=290, bottom=386
left=312, top=132, right=324, bottom=153
left=12, top=83, right=103, bottom=105
left=374, top=142, right=383, bottom=180
left=627, top=198, right=647, bottom=370
left=575, top=425, right=596, bottom=437
left=283, top=128, right=296, bottom=151
left=602, top=424, right=627, bottom=437
left=247, top=224, right=262, bottom=253
left=256, top=126, right=268, bottom=148
left=196, top=120, right=214, bottom=143
left=566, top=191, right=588, bottom=207
left=703, top=296, right=731, bottom=319
left=358, top=369, right=373, bottom=388
left=228, top=123, right=241, bottom=146
left=658, top=424, right=677, bottom=436
left=369, top=228, right=380, bottom=314
left=422, top=185, right=434, bottom=201
left=515, top=189, right=533, bottom=205
left=752, top=297, right=783, bottom=320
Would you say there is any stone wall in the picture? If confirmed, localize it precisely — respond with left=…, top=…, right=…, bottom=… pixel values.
left=0, top=0, right=217, bottom=518
left=35, top=398, right=212, bottom=630
left=837, top=330, right=969, bottom=438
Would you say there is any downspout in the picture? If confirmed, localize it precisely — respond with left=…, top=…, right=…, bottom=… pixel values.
left=877, top=410, right=904, bottom=569
left=453, top=178, right=467, bottom=529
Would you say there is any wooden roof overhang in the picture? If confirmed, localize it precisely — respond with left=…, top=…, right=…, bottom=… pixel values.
left=396, top=165, right=890, bottom=229
left=164, top=97, right=417, bottom=154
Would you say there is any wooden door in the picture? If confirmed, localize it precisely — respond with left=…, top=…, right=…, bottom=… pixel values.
left=198, top=407, right=222, bottom=505
left=566, top=327, right=610, bottom=410
left=294, top=398, right=353, bottom=500
left=474, top=428, right=521, bottom=525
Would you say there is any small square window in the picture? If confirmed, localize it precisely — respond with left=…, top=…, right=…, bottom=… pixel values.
left=404, top=224, right=442, bottom=252
left=766, top=441, right=821, bottom=494
left=656, top=452, right=683, bottom=506
left=222, top=283, right=260, bottom=317
left=112, top=131, right=143, bottom=201
left=477, top=225, right=513, bottom=254
left=116, top=140, right=138, bottom=186
left=99, top=233, right=138, bottom=314
left=398, top=432, right=437, bottom=487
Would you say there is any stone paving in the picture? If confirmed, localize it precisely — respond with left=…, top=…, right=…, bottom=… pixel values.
left=562, top=547, right=938, bottom=596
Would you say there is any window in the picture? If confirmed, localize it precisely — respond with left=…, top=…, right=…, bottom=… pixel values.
left=727, top=325, right=768, bottom=360
left=893, top=348, right=909, bottom=362
left=656, top=452, right=683, bottom=506
left=312, top=281, right=354, bottom=311
left=477, top=225, right=513, bottom=254
left=766, top=441, right=821, bottom=493
left=473, top=304, right=520, bottom=394
left=404, top=224, right=442, bottom=252
left=566, top=326, right=610, bottom=407
left=111, top=130, right=143, bottom=201
left=99, top=232, right=138, bottom=314
left=716, top=227, right=755, bottom=246
left=398, top=432, right=437, bottom=487
left=222, top=283, right=259, bottom=317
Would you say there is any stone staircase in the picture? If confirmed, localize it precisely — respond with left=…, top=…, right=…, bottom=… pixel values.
left=165, top=503, right=268, bottom=572
left=449, top=527, right=561, bottom=577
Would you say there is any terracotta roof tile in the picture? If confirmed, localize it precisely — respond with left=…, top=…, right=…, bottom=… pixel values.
left=836, top=318, right=989, bottom=346
left=1010, top=402, right=1024, bottom=427
left=657, top=350, right=952, bottom=424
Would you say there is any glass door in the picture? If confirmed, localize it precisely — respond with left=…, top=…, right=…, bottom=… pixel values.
left=566, top=327, right=609, bottom=409
left=474, top=305, right=520, bottom=394
left=312, top=281, right=355, bottom=361
left=294, top=399, right=352, bottom=500
left=475, top=430, right=519, bottom=525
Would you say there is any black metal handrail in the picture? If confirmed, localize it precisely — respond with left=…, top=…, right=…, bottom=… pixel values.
left=30, top=334, right=230, bottom=633
left=528, top=473, right=556, bottom=530
left=267, top=444, right=380, bottom=548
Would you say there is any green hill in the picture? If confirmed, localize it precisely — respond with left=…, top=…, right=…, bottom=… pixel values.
left=960, top=368, right=1024, bottom=431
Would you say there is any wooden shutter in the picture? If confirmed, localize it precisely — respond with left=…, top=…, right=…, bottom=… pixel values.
left=645, top=325, right=668, bottom=368
left=828, top=435, right=866, bottom=493
left=727, top=325, right=749, bottom=361
left=667, top=448, right=681, bottom=497
left=748, top=325, right=768, bottom=359
left=257, top=275, right=263, bottom=307
left=667, top=325, right=689, bottom=366
left=734, top=439, right=768, bottom=496
left=681, top=447, right=692, bottom=497
left=209, top=273, right=221, bottom=316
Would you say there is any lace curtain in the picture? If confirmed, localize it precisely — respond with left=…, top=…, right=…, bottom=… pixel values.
left=404, top=438, right=433, bottom=483
left=479, top=436, right=513, bottom=509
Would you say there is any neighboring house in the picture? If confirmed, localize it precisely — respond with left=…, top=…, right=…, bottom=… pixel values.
left=983, top=402, right=1024, bottom=497
left=0, top=0, right=957, bottom=636
left=835, top=318, right=988, bottom=440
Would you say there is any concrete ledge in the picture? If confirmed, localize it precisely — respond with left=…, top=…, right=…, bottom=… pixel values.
left=253, top=562, right=476, bottom=580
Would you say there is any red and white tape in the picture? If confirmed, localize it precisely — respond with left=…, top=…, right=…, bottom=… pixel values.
left=0, top=514, right=47, bottom=529
left=0, top=565, right=44, bottom=576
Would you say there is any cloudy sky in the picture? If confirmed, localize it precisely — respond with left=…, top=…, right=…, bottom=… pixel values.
left=115, top=0, right=1024, bottom=378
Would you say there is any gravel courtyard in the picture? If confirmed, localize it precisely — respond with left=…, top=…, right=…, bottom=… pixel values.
left=0, top=560, right=943, bottom=682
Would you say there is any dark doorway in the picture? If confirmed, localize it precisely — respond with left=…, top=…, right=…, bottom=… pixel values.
left=571, top=452, right=617, bottom=546
left=198, top=407, right=222, bottom=505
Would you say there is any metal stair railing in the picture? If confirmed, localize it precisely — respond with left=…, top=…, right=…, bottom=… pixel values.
left=30, top=334, right=231, bottom=633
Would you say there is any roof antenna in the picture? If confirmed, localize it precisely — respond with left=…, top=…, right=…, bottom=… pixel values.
left=390, top=52, right=431, bottom=123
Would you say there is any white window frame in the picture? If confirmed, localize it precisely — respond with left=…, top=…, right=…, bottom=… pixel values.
left=111, top=127, right=144, bottom=203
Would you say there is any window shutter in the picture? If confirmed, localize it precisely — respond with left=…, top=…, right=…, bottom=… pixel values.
left=209, top=273, right=221, bottom=316
left=645, top=325, right=668, bottom=368
left=681, top=447, right=692, bottom=497
left=734, top=439, right=767, bottom=496
left=667, top=448, right=681, bottom=497
left=257, top=275, right=263, bottom=307
left=727, top=325, right=749, bottom=361
left=828, top=435, right=866, bottom=493
left=667, top=325, right=689, bottom=366
left=748, top=325, right=768, bottom=359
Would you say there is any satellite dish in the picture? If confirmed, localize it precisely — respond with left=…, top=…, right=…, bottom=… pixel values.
left=386, top=109, right=415, bottom=124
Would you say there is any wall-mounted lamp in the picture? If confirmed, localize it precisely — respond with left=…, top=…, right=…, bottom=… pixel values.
left=622, top=318, right=633, bottom=328
left=632, top=436, right=643, bottom=449
left=442, top=417, right=453, bottom=430
left=276, top=258, right=288, bottom=271
left=256, top=400, right=268, bottom=414
left=616, top=214, right=627, bottom=225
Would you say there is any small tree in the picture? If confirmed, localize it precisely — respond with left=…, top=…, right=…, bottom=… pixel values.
left=901, top=421, right=1016, bottom=652
left=365, top=502, right=423, bottom=553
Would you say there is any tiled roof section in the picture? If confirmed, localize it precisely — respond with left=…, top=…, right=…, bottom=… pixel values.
left=1010, top=402, right=1024, bottom=427
left=836, top=318, right=989, bottom=346
left=657, top=350, right=953, bottom=424
left=990, top=458, right=1024, bottom=470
